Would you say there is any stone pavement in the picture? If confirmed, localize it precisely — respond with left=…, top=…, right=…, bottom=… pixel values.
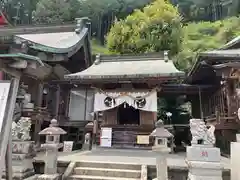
left=34, top=148, right=230, bottom=171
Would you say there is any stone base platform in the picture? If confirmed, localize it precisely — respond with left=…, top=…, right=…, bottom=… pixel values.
left=34, top=148, right=230, bottom=171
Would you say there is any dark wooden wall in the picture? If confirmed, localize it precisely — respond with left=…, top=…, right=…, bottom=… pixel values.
left=102, top=107, right=156, bottom=126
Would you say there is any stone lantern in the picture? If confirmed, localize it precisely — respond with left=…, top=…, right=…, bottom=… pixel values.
left=150, top=119, right=173, bottom=153
left=38, top=119, right=66, bottom=180
left=150, top=119, right=173, bottom=180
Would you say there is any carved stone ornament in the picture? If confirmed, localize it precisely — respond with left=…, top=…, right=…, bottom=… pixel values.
left=189, top=118, right=216, bottom=145
left=12, top=117, right=31, bottom=141
left=84, top=133, right=91, bottom=144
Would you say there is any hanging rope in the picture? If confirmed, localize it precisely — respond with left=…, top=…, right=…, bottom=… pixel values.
left=91, top=87, right=161, bottom=100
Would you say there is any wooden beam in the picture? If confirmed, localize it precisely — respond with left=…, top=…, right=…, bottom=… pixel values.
left=0, top=24, right=75, bottom=36
left=213, top=62, right=240, bottom=69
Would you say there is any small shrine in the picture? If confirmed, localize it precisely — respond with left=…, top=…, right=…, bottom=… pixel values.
left=65, top=52, right=184, bottom=149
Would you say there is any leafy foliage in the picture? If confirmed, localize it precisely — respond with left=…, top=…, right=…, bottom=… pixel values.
left=33, top=0, right=77, bottom=24
left=107, top=0, right=183, bottom=55
left=171, top=0, right=240, bottom=22
left=32, top=0, right=152, bottom=42
left=91, top=39, right=110, bottom=55
left=175, top=16, right=240, bottom=71
left=77, top=0, right=152, bottom=44
left=158, top=96, right=191, bottom=125
left=0, top=0, right=37, bottom=25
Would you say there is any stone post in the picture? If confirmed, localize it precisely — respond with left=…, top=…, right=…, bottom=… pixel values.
left=156, top=154, right=168, bottom=180
left=9, top=117, right=36, bottom=180
left=186, top=119, right=223, bottom=180
left=38, top=119, right=66, bottom=180
left=230, top=134, right=240, bottom=180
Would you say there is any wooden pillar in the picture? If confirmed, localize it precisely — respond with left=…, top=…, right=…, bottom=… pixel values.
left=65, top=91, right=70, bottom=117
left=55, top=85, right=60, bottom=118
left=190, top=95, right=201, bottom=118
left=34, top=82, right=44, bottom=148
left=83, top=39, right=90, bottom=68
left=226, top=80, right=232, bottom=116
left=0, top=71, right=3, bottom=80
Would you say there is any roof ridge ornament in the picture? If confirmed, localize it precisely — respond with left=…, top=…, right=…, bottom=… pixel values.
left=94, top=54, right=101, bottom=65
left=164, top=50, right=169, bottom=62
left=75, top=17, right=90, bottom=34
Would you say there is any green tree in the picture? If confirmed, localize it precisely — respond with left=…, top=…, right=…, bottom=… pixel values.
left=107, top=0, right=183, bottom=55
left=175, top=16, right=240, bottom=71
left=77, top=0, right=152, bottom=44
left=0, top=0, right=36, bottom=25
left=33, top=0, right=73, bottom=24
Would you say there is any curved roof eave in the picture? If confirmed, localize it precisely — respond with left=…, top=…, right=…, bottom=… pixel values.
left=14, top=28, right=88, bottom=54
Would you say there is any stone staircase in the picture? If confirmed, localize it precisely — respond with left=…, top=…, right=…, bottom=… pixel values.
left=68, top=161, right=142, bottom=180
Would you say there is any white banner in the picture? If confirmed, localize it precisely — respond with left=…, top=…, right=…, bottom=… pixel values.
left=94, top=90, right=157, bottom=112
left=0, top=82, right=11, bottom=132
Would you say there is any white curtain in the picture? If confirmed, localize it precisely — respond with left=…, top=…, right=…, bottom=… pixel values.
left=94, top=90, right=157, bottom=112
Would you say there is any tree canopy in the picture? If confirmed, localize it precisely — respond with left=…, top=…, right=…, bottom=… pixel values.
left=33, top=0, right=73, bottom=24
left=175, top=16, right=240, bottom=71
left=106, top=0, right=183, bottom=55
left=3, top=0, right=240, bottom=72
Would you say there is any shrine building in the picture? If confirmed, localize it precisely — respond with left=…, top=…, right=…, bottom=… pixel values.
left=64, top=52, right=184, bottom=148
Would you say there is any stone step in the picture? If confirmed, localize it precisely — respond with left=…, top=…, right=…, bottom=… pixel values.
left=76, top=161, right=141, bottom=171
left=74, top=167, right=141, bottom=179
left=69, top=175, right=139, bottom=180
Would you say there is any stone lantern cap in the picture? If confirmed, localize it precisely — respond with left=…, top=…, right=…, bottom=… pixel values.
left=150, top=119, right=173, bottom=138
left=39, top=119, right=67, bottom=135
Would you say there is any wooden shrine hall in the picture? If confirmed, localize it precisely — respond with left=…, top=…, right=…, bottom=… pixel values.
left=0, top=18, right=92, bottom=150
left=185, top=37, right=240, bottom=155
left=64, top=52, right=187, bottom=148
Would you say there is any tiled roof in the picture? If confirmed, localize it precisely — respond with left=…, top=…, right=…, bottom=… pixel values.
left=14, top=29, right=88, bottom=54
left=0, top=53, right=43, bottom=65
left=65, top=53, right=184, bottom=80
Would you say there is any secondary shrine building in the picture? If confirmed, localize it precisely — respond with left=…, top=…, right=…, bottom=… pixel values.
left=64, top=52, right=184, bottom=148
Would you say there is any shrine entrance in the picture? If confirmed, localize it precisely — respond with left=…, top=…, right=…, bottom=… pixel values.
left=117, top=103, right=140, bottom=125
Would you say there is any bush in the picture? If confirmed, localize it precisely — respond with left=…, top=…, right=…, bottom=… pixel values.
left=107, top=0, right=183, bottom=55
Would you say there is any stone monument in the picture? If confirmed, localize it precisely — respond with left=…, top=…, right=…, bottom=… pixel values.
left=10, top=117, right=36, bottom=180
left=38, top=119, right=66, bottom=180
left=186, top=118, right=223, bottom=180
